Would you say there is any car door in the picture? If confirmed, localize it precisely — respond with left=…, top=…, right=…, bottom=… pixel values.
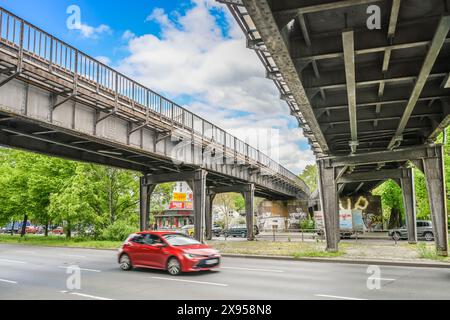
left=416, top=221, right=424, bottom=237
left=127, top=234, right=147, bottom=266
left=140, top=234, right=166, bottom=269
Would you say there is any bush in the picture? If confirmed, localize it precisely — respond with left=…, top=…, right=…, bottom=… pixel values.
left=300, top=219, right=315, bottom=230
left=100, top=221, right=137, bottom=242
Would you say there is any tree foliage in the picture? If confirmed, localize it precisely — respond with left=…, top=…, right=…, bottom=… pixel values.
left=299, top=164, right=318, bottom=192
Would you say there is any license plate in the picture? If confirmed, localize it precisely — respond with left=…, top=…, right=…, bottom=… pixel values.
left=205, top=259, right=219, bottom=265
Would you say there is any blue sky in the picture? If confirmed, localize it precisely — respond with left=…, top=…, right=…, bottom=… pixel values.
left=0, top=0, right=315, bottom=173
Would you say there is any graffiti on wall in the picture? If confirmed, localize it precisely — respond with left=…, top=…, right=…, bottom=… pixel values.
left=339, top=195, right=383, bottom=231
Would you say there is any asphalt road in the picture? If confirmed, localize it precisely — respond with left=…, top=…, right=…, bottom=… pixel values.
left=0, top=244, right=449, bottom=300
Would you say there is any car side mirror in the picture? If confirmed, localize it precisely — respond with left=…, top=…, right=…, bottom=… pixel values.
left=154, top=243, right=165, bottom=248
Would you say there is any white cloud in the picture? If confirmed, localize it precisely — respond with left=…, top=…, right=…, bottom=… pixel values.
left=77, top=23, right=111, bottom=39
left=95, top=56, right=111, bottom=65
left=122, top=30, right=136, bottom=40
left=117, top=0, right=314, bottom=174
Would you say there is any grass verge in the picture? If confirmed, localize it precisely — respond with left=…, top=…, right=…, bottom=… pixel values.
left=207, top=240, right=344, bottom=258
left=0, top=234, right=121, bottom=249
left=415, top=242, right=450, bottom=261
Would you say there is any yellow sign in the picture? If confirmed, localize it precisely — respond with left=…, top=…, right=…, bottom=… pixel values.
left=173, top=192, right=187, bottom=202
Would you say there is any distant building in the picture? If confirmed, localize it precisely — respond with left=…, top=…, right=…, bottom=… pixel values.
left=154, top=182, right=194, bottom=229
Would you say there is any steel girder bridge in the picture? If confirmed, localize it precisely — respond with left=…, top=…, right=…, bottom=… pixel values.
left=0, top=7, right=310, bottom=243
left=222, top=0, right=449, bottom=256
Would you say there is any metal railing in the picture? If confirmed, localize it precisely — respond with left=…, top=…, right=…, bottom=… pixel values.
left=0, top=7, right=309, bottom=193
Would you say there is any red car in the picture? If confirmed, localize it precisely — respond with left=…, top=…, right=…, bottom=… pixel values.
left=118, top=231, right=221, bottom=276
left=51, top=227, right=64, bottom=235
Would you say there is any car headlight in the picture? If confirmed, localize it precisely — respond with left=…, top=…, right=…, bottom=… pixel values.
left=183, top=253, right=203, bottom=259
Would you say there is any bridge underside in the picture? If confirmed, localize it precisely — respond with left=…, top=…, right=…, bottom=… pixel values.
left=225, top=0, right=449, bottom=255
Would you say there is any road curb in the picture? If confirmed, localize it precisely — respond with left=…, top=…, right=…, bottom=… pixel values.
left=221, top=253, right=450, bottom=269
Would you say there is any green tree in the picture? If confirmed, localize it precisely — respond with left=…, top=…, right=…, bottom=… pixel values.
left=372, top=179, right=404, bottom=228
left=48, top=163, right=141, bottom=237
left=299, top=164, right=318, bottom=192
left=0, top=149, right=76, bottom=235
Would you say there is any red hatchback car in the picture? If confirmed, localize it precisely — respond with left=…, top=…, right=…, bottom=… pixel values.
left=118, top=231, right=221, bottom=275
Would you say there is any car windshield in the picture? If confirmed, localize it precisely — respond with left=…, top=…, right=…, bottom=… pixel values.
left=163, top=234, right=201, bottom=246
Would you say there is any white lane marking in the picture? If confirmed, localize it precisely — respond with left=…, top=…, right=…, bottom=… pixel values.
left=58, top=266, right=101, bottom=273
left=150, top=277, right=228, bottom=287
left=221, top=266, right=284, bottom=273
left=60, top=291, right=112, bottom=300
left=59, top=254, right=86, bottom=259
left=0, top=279, right=18, bottom=284
left=0, top=259, right=27, bottom=264
left=373, top=278, right=396, bottom=281
left=315, top=294, right=367, bottom=301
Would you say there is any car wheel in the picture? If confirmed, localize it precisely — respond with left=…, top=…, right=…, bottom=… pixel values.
left=119, top=254, right=133, bottom=271
left=392, top=232, right=401, bottom=241
left=167, top=257, right=182, bottom=276
left=241, top=232, right=246, bottom=238
left=424, top=232, right=434, bottom=242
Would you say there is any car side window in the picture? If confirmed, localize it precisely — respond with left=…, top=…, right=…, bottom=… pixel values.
left=143, top=234, right=163, bottom=246
left=131, top=235, right=145, bottom=244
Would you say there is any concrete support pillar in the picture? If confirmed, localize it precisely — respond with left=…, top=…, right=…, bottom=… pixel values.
left=317, top=160, right=341, bottom=252
left=242, top=184, right=255, bottom=241
left=422, top=146, right=448, bottom=256
left=139, top=177, right=155, bottom=232
left=205, top=191, right=216, bottom=241
left=400, top=168, right=417, bottom=244
left=189, top=170, right=208, bottom=243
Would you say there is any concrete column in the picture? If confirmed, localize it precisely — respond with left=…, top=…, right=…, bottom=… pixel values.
left=242, top=184, right=255, bottom=241
left=317, top=160, right=340, bottom=252
left=400, top=167, right=417, bottom=244
left=139, top=177, right=150, bottom=231
left=422, top=146, right=448, bottom=256
left=205, top=191, right=216, bottom=241
left=190, top=170, right=208, bottom=243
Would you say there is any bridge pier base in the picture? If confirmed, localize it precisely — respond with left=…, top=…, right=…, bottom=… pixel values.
left=419, top=146, right=448, bottom=256
left=317, top=160, right=341, bottom=253
left=399, top=168, right=417, bottom=244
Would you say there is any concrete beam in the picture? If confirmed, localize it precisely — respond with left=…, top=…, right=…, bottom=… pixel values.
left=337, top=169, right=401, bottom=183
left=324, top=144, right=441, bottom=167
left=388, top=0, right=402, bottom=38
left=388, top=16, right=450, bottom=149
left=144, top=171, right=196, bottom=185
left=294, top=39, right=450, bottom=64
left=273, top=0, right=380, bottom=16
left=314, top=95, right=450, bottom=113
left=342, top=30, right=358, bottom=153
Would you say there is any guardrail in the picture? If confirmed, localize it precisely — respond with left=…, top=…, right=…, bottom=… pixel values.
left=0, top=7, right=309, bottom=193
